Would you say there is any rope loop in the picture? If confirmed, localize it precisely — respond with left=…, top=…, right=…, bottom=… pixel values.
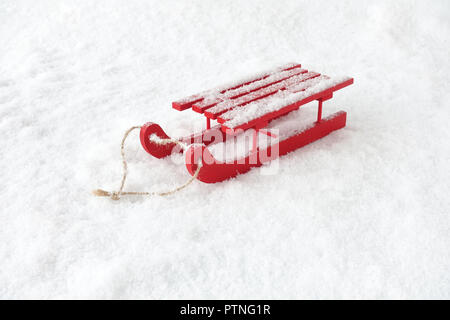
left=93, top=125, right=201, bottom=200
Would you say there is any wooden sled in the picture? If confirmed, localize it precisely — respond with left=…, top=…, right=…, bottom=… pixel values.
left=140, top=63, right=353, bottom=183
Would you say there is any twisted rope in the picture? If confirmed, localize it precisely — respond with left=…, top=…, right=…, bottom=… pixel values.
left=92, top=126, right=201, bottom=200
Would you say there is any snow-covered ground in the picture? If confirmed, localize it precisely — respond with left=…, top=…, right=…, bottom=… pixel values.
left=1, top=0, right=449, bottom=299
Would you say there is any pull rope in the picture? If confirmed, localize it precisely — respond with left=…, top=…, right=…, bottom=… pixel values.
left=92, top=126, right=201, bottom=200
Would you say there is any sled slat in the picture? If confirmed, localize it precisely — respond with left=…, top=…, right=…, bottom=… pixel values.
left=191, top=67, right=308, bottom=113
left=217, top=75, right=332, bottom=124
left=219, top=77, right=354, bottom=132
left=142, top=63, right=354, bottom=184
left=204, top=71, right=321, bottom=119
left=172, top=63, right=302, bottom=111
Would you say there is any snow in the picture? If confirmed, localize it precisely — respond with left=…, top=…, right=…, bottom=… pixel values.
left=1, top=0, right=449, bottom=299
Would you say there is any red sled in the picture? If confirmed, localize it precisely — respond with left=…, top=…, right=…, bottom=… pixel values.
left=140, top=63, right=353, bottom=183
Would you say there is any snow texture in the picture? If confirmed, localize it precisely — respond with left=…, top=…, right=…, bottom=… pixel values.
left=1, top=0, right=449, bottom=299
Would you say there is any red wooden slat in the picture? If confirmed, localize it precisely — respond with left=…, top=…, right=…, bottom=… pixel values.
left=191, top=67, right=308, bottom=113
left=172, top=63, right=302, bottom=111
left=217, top=76, right=330, bottom=124
left=219, top=78, right=354, bottom=132
left=204, top=71, right=320, bottom=119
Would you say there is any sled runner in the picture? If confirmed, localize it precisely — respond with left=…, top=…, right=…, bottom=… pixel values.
left=140, top=63, right=353, bottom=183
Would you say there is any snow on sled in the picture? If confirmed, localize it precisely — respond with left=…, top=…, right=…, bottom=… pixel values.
left=140, top=63, right=354, bottom=183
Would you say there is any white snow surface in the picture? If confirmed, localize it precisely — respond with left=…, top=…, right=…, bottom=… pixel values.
left=1, top=0, right=449, bottom=299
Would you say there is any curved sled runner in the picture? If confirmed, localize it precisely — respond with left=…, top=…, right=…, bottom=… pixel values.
left=139, top=122, right=226, bottom=159
left=140, top=63, right=353, bottom=183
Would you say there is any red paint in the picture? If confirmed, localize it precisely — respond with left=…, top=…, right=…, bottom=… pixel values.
left=317, top=99, right=323, bottom=122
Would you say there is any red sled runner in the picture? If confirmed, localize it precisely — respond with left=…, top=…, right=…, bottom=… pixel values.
left=140, top=63, right=353, bottom=183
